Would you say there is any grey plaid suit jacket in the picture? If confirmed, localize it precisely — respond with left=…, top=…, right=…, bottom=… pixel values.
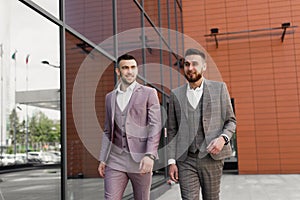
left=167, top=79, right=236, bottom=161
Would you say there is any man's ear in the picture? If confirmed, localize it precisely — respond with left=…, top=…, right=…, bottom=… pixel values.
left=115, top=67, right=120, bottom=76
left=202, top=62, right=207, bottom=71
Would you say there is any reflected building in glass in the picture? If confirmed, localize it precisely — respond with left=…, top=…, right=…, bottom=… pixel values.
left=64, top=1, right=185, bottom=199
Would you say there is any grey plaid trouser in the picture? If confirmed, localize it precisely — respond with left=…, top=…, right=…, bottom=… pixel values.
left=177, top=154, right=224, bottom=200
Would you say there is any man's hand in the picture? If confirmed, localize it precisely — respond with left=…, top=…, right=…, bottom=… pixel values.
left=168, top=164, right=179, bottom=183
left=98, top=162, right=106, bottom=178
left=206, top=136, right=225, bottom=155
left=139, top=156, right=154, bottom=174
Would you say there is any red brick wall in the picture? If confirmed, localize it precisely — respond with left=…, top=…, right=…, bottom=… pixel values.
left=182, top=0, right=300, bottom=174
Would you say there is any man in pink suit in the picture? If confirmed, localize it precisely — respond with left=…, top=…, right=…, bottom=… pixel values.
left=98, top=54, right=162, bottom=200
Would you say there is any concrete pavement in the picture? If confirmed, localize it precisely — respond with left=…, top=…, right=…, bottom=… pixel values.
left=1, top=167, right=299, bottom=200
left=156, top=173, right=300, bottom=200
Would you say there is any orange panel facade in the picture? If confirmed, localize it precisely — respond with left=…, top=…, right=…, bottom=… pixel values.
left=182, top=0, right=300, bottom=174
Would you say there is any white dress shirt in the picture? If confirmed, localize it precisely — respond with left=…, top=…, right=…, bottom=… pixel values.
left=186, top=82, right=204, bottom=109
left=116, top=81, right=137, bottom=111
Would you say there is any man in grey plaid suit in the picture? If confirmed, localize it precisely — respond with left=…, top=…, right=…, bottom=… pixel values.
left=167, top=48, right=236, bottom=200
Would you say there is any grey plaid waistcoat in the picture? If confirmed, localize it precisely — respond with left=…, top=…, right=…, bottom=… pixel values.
left=187, top=96, right=208, bottom=158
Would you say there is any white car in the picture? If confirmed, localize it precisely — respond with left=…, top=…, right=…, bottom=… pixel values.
left=28, top=151, right=60, bottom=164
left=47, top=151, right=61, bottom=164
left=28, top=151, right=42, bottom=163
left=15, top=153, right=27, bottom=164
left=0, top=154, right=16, bottom=166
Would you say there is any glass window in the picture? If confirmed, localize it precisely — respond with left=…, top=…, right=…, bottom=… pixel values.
left=144, top=0, right=159, bottom=27
left=0, top=0, right=61, bottom=199
left=168, top=0, right=176, bottom=31
left=117, top=0, right=143, bottom=62
left=64, top=0, right=185, bottom=199
left=65, top=0, right=113, bottom=46
left=117, top=0, right=141, bottom=33
left=159, top=0, right=169, bottom=29
left=30, top=0, right=59, bottom=19
left=65, top=30, right=117, bottom=199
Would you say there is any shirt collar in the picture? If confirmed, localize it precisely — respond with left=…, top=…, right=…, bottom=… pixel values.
left=117, top=81, right=137, bottom=93
left=187, top=79, right=204, bottom=91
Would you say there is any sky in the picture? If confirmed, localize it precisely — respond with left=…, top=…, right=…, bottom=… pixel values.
left=0, top=0, right=60, bottom=121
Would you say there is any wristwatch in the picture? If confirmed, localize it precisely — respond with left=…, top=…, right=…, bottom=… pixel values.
left=145, top=154, right=156, bottom=161
left=222, top=135, right=229, bottom=145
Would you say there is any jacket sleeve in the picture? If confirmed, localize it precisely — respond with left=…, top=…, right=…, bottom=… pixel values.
left=99, top=94, right=112, bottom=162
left=221, top=82, right=236, bottom=139
left=145, top=88, right=162, bottom=159
left=167, top=91, right=178, bottom=160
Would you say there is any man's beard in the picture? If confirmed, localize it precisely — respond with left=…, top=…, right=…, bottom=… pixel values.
left=184, top=71, right=202, bottom=83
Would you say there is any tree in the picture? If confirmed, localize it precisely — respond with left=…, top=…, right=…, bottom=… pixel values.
left=8, top=108, right=25, bottom=153
left=28, top=111, right=60, bottom=150
left=8, top=109, right=60, bottom=152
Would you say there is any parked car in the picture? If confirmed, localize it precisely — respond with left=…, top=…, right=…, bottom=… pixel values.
left=47, top=151, right=61, bottom=164
left=28, top=151, right=60, bottom=164
left=28, top=152, right=42, bottom=163
left=15, top=153, right=27, bottom=164
left=0, top=154, right=15, bottom=166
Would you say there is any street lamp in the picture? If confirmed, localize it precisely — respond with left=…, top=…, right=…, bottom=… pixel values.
left=41, top=60, right=60, bottom=68
left=41, top=60, right=60, bottom=89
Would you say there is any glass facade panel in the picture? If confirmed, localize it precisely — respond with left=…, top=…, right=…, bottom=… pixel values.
left=144, top=0, right=159, bottom=27
left=117, top=0, right=143, bottom=63
left=168, top=0, right=176, bottom=31
left=65, top=30, right=119, bottom=199
left=30, top=0, right=59, bottom=19
left=117, top=0, right=142, bottom=33
left=0, top=0, right=61, bottom=199
left=141, top=18, right=168, bottom=185
left=65, top=0, right=113, bottom=46
left=159, top=0, right=169, bottom=29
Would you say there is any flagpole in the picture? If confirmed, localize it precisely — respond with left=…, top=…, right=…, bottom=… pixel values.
left=25, top=54, right=29, bottom=161
left=0, top=44, right=3, bottom=159
left=13, top=50, right=17, bottom=162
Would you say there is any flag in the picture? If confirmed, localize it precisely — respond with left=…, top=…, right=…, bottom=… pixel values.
left=11, top=50, right=17, bottom=60
left=26, top=54, right=30, bottom=64
left=0, top=44, right=3, bottom=58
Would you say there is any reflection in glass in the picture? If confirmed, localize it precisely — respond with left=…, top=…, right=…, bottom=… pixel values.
left=0, top=0, right=60, bottom=199
left=144, top=0, right=159, bottom=27
left=64, top=1, right=184, bottom=199
left=65, top=30, right=115, bottom=199
left=30, top=0, right=59, bottom=19
left=65, top=0, right=113, bottom=46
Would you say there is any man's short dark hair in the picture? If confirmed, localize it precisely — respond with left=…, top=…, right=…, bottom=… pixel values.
left=117, top=54, right=137, bottom=67
left=184, top=48, right=206, bottom=61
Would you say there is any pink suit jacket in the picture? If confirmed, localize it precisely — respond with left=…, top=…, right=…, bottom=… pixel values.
left=99, top=83, right=162, bottom=163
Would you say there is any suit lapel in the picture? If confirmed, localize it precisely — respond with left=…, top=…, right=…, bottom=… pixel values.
left=126, top=82, right=142, bottom=110
left=177, top=84, right=188, bottom=119
left=202, top=80, right=211, bottom=133
left=111, top=90, right=117, bottom=125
